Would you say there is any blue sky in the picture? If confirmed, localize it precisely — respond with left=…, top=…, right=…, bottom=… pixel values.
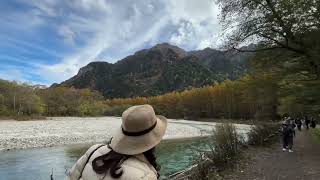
left=0, top=0, right=221, bottom=86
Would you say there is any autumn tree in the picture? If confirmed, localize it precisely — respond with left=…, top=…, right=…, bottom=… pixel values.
left=38, top=87, right=106, bottom=116
left=0, top=79, right=44, bottom=116
left=218, top=0, right=320, bottom=78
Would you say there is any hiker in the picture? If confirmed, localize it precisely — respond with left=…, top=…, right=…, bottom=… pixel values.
left=290, top=120, right=296, bottom=136
left=281, top=119, right=295, bottom=152
left=295, top=118, right=302, bottom=131
left=311, top=117, right=316, bottom=128
left=305, top=116, right=310, bottom=130
left=67, top=105, right=167, bottom=180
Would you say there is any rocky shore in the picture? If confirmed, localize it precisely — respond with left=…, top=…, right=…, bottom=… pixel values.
left=0, top=117, right=251, bottom=151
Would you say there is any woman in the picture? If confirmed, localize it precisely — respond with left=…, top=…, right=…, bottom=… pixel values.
left=280, top=120, right=295, bottom=152
left=311, top=117, right=316, bottom=128
left=66, top=105, right=167, bottom=180
left=295, top=118, right=302, bottom=131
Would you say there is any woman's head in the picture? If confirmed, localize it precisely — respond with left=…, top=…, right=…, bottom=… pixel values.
left=109, top=104, right=167, bottom=155
left=92, top=105, right=167, bottom=178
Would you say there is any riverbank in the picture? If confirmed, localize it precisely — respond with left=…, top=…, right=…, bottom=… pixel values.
left=0, top=117, right=251, bottom=151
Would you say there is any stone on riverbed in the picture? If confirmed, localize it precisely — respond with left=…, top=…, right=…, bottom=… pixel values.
left=0, top=117, right=251, bottom=151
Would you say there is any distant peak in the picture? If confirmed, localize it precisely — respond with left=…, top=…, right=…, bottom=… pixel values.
left=152, top=42, right=180, bottom=49
left=203, top=47, right=213, bottom=51
left=87, top=61, right=112, bottom=66
left=151, top=42, right=187, bottom=57
left=153, top=42, right=172, bottom=47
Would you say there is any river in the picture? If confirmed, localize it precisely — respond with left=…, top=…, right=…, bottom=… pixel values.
left=0, top=138, right=210, bottom=180
left=0, top=118, right=251, bottom=179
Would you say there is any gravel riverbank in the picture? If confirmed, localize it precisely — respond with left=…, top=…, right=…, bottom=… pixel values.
left=0, top=117, right=251, bottom=151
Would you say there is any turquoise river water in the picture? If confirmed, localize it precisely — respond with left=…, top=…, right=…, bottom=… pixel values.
left=0, top=138, right=210, bottom=180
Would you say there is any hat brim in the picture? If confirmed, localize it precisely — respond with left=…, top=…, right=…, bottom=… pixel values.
left=110, top=115, right=167, bottom=155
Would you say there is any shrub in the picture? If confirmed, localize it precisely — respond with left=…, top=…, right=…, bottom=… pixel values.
left=78, top=101, right=108, bottom=116
left=189, top=124, right=244, bottom=180
left=104, top=104, right=132, bottom=116
left=190, top=156, right=215, bottom=180
left=206, top=124, right=244, bottom=169
left=247, top=123, right=279, bottom=146
left=182, top=124, right=280, bottom=180
left=0, top=105, right=10, bottom=116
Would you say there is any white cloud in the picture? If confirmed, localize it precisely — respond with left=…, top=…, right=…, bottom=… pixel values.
left=0, top=55, right=43, bottom=68
left=166, top=0, right=222, bottom=49
left=58, top=25, right=76, bottom=45
left=167, top=0, right=218, bottom=24
left=1, top=0, right=222, bottom=85
left=67, top=0, right=111, bottom=14
left=0, top=64, right=47, bottom=85
left=29, top=0, right=58, bottom=17
left=0, top=69, right=24, bottom=82
left=0, top=35, right=62, bottom=58
left=37, top=0, right=172, bottom=83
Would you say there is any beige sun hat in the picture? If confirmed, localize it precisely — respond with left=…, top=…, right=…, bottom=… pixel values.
left=109, top=104, right=168, bottom=155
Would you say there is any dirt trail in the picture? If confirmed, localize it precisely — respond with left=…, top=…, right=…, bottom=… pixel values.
left=226, top=129, right=320, bottom=180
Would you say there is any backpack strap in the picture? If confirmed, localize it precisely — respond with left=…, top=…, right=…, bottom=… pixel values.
left=79, top=144, right=106, bottom=179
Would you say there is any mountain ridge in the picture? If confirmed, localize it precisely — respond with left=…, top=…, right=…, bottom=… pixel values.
left=55, top=43, right=253, bottom=98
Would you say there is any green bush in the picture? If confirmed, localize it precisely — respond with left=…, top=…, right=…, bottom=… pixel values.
left=190, top=124, right=244, bottom=180
left=206, top=124, right=244, bottom=169
left=247, top=123, right=279, bottom=146
left=78, top=101, right=108, bottom=116
left=190, top=157, right=215, bottom=180
left=104, top=104, right=132, bottom=116
left=0, top=105, right=10, bottom=116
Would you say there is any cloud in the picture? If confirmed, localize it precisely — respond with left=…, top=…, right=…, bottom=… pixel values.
left=0, top=69, right=24, bottom=82
left=0, top=54, right=43, bottom=68
left=0, top=35, right=62, bottom=58
left=166, top=0, right=222, bottom=49
left=0, top=64, right=46, bottom=85
left=0, top=0, right=222, bottom=85
left=58, top=25, right=76, bottom=45
left=28, top=0, right=58, bottom=17
left=37, top=0, right=171, bottom=83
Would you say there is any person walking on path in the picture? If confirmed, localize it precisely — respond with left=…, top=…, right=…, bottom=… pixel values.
left=295, top=118, right=302, bottom=131
left=281, top=118, right=295, bottom=152
left=225, top=127, right=320, bottom=180
left=66, top=104, right=168, bottom=180
left=305, top=116, right=310, bottom=130
left=311, top=117, right=316, bottom=128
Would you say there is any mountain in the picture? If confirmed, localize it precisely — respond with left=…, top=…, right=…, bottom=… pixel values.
left=55, top=43, right=252, bottom=98
left=188, top=45, right=254, bottom=80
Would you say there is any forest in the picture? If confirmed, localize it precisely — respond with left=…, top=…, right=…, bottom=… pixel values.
left=0, top=53, right=318, bottom=121
left=0, top=0, right=319, bottom=121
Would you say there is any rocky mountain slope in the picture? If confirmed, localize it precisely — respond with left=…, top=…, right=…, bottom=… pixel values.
left=55, top=43, right=252, bottom=98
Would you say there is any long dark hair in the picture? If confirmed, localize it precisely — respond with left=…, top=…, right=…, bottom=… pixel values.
left=143, top=147, right=161, bottom=178
left=92, top=146, right=160, bottom=178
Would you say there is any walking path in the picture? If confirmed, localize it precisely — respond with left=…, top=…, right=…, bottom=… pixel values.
left=226, top=129, right=320, bottom=180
